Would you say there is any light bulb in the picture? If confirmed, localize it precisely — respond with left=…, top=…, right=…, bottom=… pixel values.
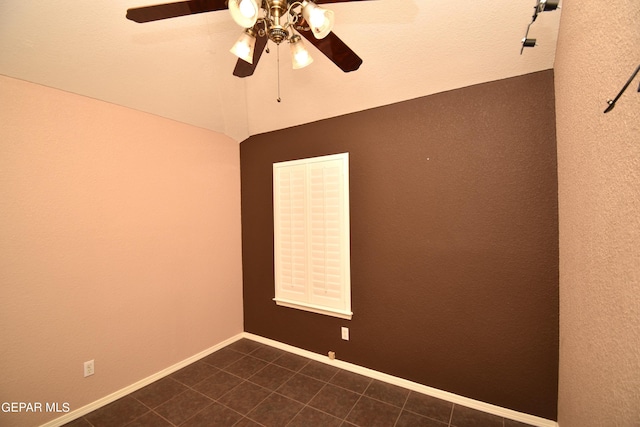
left=229, top=0, right=259, bottom=28
left=308, top=8, right=326, bottom=29
left=239, top=0, right=256, bottom=18
left=294, top=50, right=310, bottom=66
left=235, top=43, right=251, bottom=59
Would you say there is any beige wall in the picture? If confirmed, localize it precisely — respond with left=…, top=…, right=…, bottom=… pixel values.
left=0, top=76, right=243, bottom=427
left=555, top=1, right=640, bottom=426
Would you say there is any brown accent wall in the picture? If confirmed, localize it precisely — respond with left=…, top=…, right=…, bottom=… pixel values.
left=240, top=70, right=559, bottom=420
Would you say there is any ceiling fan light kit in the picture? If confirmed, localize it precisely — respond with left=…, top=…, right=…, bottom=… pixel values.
left=126, top=0, right=364, bottom=80
left=227, top=0, right=331, bottom=68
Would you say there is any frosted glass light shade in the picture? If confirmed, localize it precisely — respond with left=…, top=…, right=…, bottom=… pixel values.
left=289, top=35, right=313, bottom=69
left=301, top=1, right=334, bottom=39
left=229, top=0, right=259, bottom=28
left=230, top=30, right=257, bottom=64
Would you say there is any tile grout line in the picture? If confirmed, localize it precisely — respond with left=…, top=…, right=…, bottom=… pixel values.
left=298, top=363, right=357, bottom=425
left=129, top=394, right=181, bottom=427
left=242, top=357, right=302, bottom=426
left=311, top=365, right=350, bottom=423
left=196, top=358, right=278, bottom=426
left=282, top=366, right=360, bottom=425
left=328, top=372, right=384, bottom=426
left=219, top=347, right=271, bottom=427
left=281, top=358, right=330, bottom=425
left=163, top=353, right=253, bottom=427
left=343, top=393, right=364, bottom=426
left=173, top=385, right=218, bottom=426
left=448, top=403, right=455, bottom=427
left=391, top=386, right=412, bottom=427
left=160, top=410, right=180, bottom=427
left=196, top=377, right=257, bottom=426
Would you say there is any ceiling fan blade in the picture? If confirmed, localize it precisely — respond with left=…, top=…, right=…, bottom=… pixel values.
left=233, top=32, right=269, bottom=78
left=298, top=29, right=362, bottom=72
left=126, top=0, right=228, bottom=23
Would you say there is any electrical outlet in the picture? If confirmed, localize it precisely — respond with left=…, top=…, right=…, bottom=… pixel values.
left=84, top=360, right=95, bottom=377
left=341, top=327, right=349, bottom=341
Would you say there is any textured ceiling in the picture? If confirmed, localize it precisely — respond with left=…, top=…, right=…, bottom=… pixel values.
left=0, top=1, right=561, bottom=141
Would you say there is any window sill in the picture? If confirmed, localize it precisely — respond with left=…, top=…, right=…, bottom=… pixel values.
left=273, top=298, right=353, bottom=320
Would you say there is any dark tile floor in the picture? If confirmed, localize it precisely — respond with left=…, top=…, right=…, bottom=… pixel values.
left=63, top=339, right=535, bottom=427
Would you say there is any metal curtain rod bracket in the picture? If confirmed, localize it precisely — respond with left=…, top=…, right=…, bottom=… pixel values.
left=604, top=64, right=640, bottom=113
left=520, top=0, right=559, bottom=54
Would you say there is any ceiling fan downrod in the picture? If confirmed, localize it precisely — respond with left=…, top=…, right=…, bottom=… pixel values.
left=264, top=0, right=288, bottom=44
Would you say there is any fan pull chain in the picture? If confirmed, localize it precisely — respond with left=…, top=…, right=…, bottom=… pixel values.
left=276, top=44, right=282, bottom=102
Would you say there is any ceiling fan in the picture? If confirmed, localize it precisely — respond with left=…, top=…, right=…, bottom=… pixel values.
left=126, top=0, right=369, bottom=78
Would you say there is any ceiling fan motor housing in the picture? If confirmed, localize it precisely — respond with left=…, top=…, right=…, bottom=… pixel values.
left=265, top=0, right=288, bottom=43
left=268, top=26, right=287, bottom=43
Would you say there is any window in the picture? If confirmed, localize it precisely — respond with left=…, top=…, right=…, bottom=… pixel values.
left=273, top=153, right=352, bottom=320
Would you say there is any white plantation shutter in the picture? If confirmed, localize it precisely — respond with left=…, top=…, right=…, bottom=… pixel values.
left=273, top=153, right=351, bottom=320
left=275, top=165, right=308, bottom=302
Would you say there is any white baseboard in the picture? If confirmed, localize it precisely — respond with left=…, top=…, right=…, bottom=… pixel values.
left=242, top=332, right=559, bottom=427
left=41, top=333, right=244, bottom=427
left=43, top=332, right=558, bottom=427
